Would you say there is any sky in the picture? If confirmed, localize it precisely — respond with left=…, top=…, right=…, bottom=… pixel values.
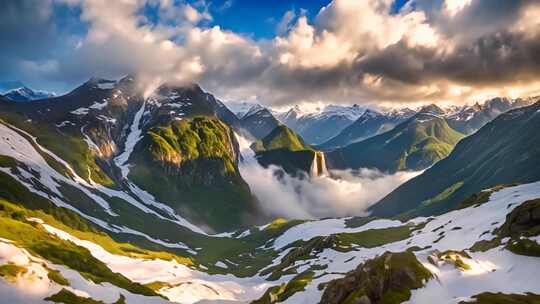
left=1, top=0, right=540, bottom=108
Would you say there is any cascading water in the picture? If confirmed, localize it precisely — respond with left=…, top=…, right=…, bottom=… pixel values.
left=310, top=151, right=329, bottom=177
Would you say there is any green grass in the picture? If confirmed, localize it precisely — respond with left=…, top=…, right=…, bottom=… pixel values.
left=457, top=184, right=516, bottom=210
left=0, top=264, right=27, bottom=281
left=0, top=114, right=114, bottom=187
left=130, top=116, right=263, bottom=232
left=344, top=217, right=378, bottom=228
left=335, top=224, right=417, bottom=248
left=421, top=182, right=464, bottom=207
left=437, top=250, right=472, bottom=270
left=146, top=116, right=237, bottom=171
left=336, top=115, right=464, bottom=172
left=45, top=288, right=127, bottom=304
left=261, top=236, right=335, bottom=280
left=0, top=200, right=158, bottom=297
left=506, top=239, right=540, bottom=257
left=0, top=197, right=193, bottom=266
left=47, top=268, right=70, bottom=286
left=253, top=125, right=311, bottom=153
left=460, top=292, right=540, bottom=304
left=252, top=271, right=315, bottom=304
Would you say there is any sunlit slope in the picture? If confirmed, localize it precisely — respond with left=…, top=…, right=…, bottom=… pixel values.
left=371, top=100, right=540, bottom=218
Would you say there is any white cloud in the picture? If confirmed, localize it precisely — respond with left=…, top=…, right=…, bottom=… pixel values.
left=7, top=0, right=540, bottom=107
left=239, top=162, right=421, bottom=220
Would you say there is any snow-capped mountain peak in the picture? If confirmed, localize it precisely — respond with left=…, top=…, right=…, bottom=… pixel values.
left=3, top=86, right=55, bottom=101
left=243, top=104, right=267, bottom=118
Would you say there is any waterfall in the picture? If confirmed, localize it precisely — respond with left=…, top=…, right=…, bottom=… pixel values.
left=310, top=151, right=329, bottom=177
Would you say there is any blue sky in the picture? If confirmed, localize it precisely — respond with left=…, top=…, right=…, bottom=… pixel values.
left=176, top=0, right=410, bottom=39
left=207, top=0, right=333, bottom=38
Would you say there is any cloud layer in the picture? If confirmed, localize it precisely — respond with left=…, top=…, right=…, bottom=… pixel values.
left=240, top=163, right=421, bottom=219
left=2, top=0, right=540, bottom=106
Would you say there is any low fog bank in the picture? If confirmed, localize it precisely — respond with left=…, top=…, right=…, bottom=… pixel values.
left=239, top=161, right=419, bottom=220
left=235, top=133, right=421, bottom=220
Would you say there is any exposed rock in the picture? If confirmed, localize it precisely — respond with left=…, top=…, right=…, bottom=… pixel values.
left=320, top=251, right=433, bottom=304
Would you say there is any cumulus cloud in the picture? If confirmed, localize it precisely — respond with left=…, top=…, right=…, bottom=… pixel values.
left=239, top=162, right=421, bottom=220
left=1, top=0, right=540, bottom=105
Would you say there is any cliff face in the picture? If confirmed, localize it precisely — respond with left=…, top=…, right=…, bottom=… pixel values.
left=140, top=117, right=238, bottom=184
left=130, top=116, right=264, bottom=232
left=320, top=251, right=433, bottom=304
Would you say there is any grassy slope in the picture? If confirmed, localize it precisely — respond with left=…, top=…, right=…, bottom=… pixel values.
left=129, top=116, right=261, bottom=232
left=331, top=115, right=464, bottom=172
left=0, top=199, right=158, bottom=297
left=0, top=113, right=113, bottom=187
left=253, top=125, right=316, bottom=175
left=371, top=101, right=540, bottom=218
left=0, top=151, right=302, bottom=278
left=253, top=125, right=311, bottom=153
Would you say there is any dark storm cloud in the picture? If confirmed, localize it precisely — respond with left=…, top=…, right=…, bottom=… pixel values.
left=356, top=29, right=540, bottom=87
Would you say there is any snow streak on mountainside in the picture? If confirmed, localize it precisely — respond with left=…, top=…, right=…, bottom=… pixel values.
left=0, top=120, right=203, bottom=240
left=3, top=87, right=55, bottom=102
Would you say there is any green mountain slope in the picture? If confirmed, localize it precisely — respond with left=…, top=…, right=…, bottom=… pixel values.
left=371, top=100, right=540, bottom=218
left=252, top=125, right=316, bottom=175
left=328, top=108, right=464, bottom=173
left=129, top=116, right=263, bottom=232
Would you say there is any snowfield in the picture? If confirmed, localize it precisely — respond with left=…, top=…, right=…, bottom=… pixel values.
left=0, top=180, right=537, bottom=303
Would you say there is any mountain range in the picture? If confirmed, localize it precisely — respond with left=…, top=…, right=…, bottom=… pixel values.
left=276, top=104, right=365, bottom=145
left=327, top=105, right=465, bottom=172
left=319, top=107, right=416, bottom=150
left=371, top=99, right=540, bottom=218
left=0, top=81, right=55, bottom=101
left=0, top=76, right=539, bottom=304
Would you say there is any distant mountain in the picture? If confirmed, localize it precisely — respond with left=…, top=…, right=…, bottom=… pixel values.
left=327, top=105, right=464, bottom=172
left=3, top=86, right=55, bottom=101
left=445, top=97, right=536, bottom=134
left=240, top=104, right=281, bottom=139
left=319, top=107, right=415, bottom=150
left=371, top=99, right=540, bottom=218
left=277, top=104, right=365, bottom=145
left=223, top=101, right=259, bottom=118
left=252, top=124, right=316, bottom=175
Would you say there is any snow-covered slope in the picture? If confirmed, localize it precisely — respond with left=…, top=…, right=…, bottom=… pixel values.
left=3, top=87, right=55, bottom=101
left=1, top=178, right=538, bottom=303
left=240, top=104, right=281, bottom=139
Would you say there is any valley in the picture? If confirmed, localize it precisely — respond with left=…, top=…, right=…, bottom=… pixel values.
left=0, top=75, right=538, bottom=303
left=2, top=1, right=540, bottom=302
